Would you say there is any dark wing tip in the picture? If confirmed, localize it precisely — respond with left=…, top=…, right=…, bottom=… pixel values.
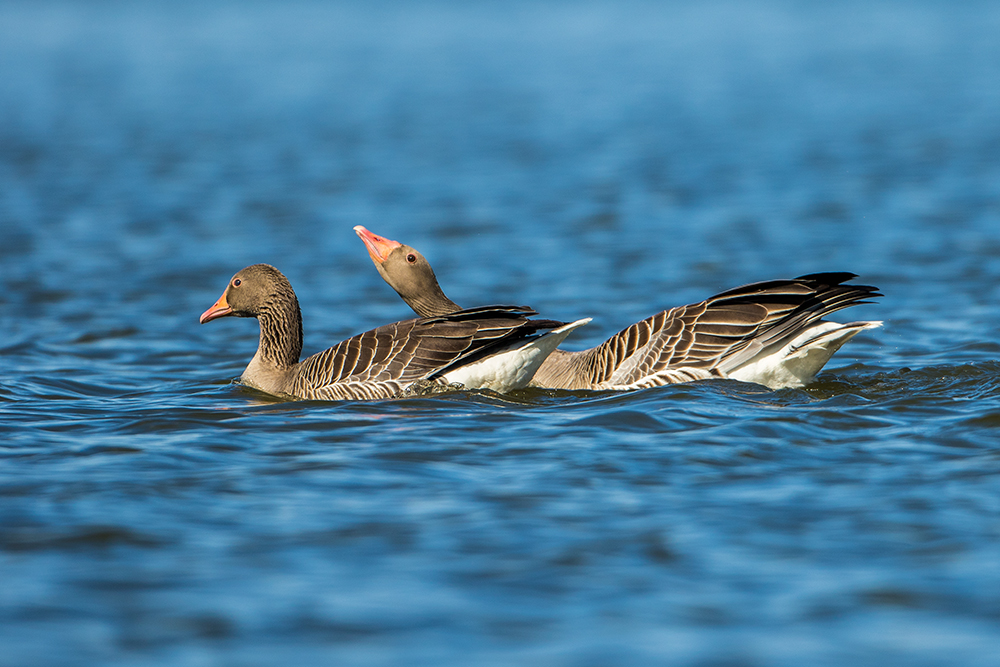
left=421, top=305, right=538, bottom=324
left=522, top=318, right=570, bottom=333
left=794, top=272, right=882, bottom=300
left=794, top=272, right=858, bottom=284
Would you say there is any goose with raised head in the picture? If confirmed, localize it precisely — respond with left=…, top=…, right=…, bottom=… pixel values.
left=354, top=226, right=882, bottom=390
left=199, top=263, right=590, bottom=400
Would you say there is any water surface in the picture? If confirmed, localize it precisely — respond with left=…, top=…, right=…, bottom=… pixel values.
left=2, top=2, right=1000, bottom=665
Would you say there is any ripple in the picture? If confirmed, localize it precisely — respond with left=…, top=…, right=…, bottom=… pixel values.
left=568, top=409, right=666, bottom=432
left=0, top=525, right=171, bottom=552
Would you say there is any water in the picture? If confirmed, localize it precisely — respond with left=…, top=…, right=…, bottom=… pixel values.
left=2, top=1, right=1000, bottom=665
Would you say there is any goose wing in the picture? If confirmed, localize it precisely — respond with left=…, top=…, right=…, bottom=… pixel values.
left=543, top=273, right=880, bottom=389
left=287, top=306, right=565, bottom=399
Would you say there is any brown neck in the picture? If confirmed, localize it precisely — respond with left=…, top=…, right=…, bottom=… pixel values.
left=406, top=289, right=462, bottom=318
left=379, top=262, right=463, bottom=317
left=255, top=292, right=303, bottom=369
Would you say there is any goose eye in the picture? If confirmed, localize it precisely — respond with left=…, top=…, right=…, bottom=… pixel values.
left=406, top=254, right=417, bottom=263
left=233, top=278, right=242, bottom=287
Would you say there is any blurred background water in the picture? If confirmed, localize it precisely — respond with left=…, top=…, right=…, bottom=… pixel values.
left=2, top=1, right=1000, bottom=665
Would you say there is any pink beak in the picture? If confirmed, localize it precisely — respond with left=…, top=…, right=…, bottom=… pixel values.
left=200, top=291, right=233, bottom=323
left=354, top=225, right=402, bottom=265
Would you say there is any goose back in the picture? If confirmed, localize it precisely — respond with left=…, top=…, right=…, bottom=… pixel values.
left=353, top=228, right=882, bottom=390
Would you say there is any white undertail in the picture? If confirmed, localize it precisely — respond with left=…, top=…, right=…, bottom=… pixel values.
left=726, top=320, right=882, bottom=388
left=440, top=318, right=592, bottom=393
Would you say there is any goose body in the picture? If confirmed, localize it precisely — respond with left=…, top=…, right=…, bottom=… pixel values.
left=199, top=264, right=588, bottom=400
left=354, top=227, right=882, bottom=390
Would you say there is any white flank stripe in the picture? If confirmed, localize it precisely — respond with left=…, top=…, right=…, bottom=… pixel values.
left=727, top=320, right=882, bottom=388
left=441, top=318, right=592, bottom=393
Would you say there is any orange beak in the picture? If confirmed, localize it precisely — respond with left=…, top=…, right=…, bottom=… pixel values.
left=199, top=290, right=233, bottom=324
left=354, top=225, right=401, bottom=265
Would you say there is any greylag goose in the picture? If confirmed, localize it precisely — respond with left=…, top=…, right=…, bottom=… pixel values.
left=199, top=263, right=590, bottom=400
left=354, top=226, right=882, bottom=390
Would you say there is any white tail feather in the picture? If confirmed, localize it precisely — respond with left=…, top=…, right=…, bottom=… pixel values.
left=440, top=318, right=592, bottom=393
left=727, top=320, right=882, bottom=388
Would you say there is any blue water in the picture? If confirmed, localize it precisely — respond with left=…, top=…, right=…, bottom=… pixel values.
left=3, top=2, right=1000, bottom=665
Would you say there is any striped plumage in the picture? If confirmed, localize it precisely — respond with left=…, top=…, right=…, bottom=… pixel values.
left=199, top=264, right=588, bottom=400
left=354, top=227, right=882, bottom=390
left=531, top=273, right=881, bottom=390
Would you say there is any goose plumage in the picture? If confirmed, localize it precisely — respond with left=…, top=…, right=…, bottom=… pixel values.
left=354, top=226, right=882, bottom=390
left=199, top=263, right=589, bottom=400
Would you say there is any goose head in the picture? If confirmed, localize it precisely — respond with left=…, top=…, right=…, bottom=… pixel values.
left=353, top=225, right=457, bottom=316
left=200, top=263, right=294, bottom=323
